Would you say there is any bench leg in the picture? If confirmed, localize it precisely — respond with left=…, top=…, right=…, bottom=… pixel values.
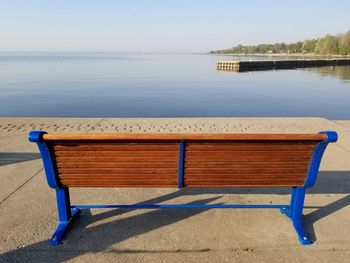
left=280, top=187, right=297, bottom=217
left=280, top=187, right=312, bottom=245
left=50, top=188, right=80, bottom=246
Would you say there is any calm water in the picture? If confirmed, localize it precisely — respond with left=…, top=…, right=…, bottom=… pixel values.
left=0, top=53, right=350, bottom=119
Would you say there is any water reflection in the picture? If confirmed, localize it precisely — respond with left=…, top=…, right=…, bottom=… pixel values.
left=0, top=54, right=350, bottom=118
left=305, top=66, right=350, bottom=82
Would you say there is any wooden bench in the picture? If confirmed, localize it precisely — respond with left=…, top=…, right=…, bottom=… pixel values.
left=29, top=130, right=337, bottom=246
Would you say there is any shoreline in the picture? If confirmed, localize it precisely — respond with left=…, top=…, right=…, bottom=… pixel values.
left=210, top=53, right=350, bottom=58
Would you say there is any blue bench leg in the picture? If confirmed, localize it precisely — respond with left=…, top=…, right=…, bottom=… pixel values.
left=50, top=188, right=80, bottom=246
left=279, top=187, right=297, bottom=217
left=280, top=187, right=312, bottom=245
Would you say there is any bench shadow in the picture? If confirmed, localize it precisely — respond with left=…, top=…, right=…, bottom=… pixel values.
left=1, top=171, right=349, bottom=262
left=297, top=171, right=350, bottom=243
left=1, top=195, right=221, bottom=262
left=304, top=194, right=350, bottom=242
left=0, top=152, right=41, bottom=166
left=147, top=171, right=350, bottom=195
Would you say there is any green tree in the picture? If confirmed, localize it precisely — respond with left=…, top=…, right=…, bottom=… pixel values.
left=338, top=31, right=350, bottom=55
left=256, top=44, right=270, bottom=53
left=210, top=30, right=350, bottom=55
left=287, top=42, right=303, bottom=53
left=314, top=35, right=339, bottom=54
left=301, top=39, right=317, bottom=53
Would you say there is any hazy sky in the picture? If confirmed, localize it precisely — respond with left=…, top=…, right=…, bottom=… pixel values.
left=1, top=0, right=349, bottom=53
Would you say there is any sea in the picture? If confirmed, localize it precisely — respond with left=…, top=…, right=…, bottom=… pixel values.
left=0, top=53, right=349, bottom=119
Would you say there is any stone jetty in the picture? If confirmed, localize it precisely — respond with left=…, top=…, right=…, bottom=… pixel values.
left=216, top=59, right=350, bottom=72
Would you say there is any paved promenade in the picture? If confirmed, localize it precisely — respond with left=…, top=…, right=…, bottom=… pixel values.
left=1, top=117, right=350, bottom=262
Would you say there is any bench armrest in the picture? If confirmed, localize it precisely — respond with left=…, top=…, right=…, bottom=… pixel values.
left=29, top=130, right=59, bottom=188
left=304, top=131, right=338, bottom=188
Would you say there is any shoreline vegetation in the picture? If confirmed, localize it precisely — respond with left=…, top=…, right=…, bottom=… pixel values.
left=210, top=30, right=350, bottom=56
left=212, top=53, right=350, bottom=58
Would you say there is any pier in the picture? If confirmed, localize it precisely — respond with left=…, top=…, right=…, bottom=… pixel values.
left=216, top=59, right=350, bottom=72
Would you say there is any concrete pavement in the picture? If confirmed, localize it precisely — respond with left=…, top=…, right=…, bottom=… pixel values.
left=1, top=117, right=350, bottom=262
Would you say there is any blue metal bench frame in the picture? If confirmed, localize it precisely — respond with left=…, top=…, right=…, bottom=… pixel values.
left=29, top=130, right=337, bottom=246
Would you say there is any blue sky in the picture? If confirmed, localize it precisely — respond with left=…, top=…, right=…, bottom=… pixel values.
left=1, top=0, right=349, bottom=52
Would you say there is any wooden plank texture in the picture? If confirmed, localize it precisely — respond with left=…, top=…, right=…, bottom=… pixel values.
left=184, top=167, right=308, bottom=174
left=182, top=140, right=314, bottom=187
left=53, top=151, right=179, bottom=157
left=59, top=179, right=178, bottom=187
left=57, top=168, right=178, bottom=174
left=185, top=150, right=314, bottom=157
left=184, top=173, right=306, bottom=179
left=55, top=157, right=178, bottom=162
left=185, top=179, right=305, bottom=187
left=185, top=161, right=309, bottom=168
left=43, top=133, right=326, bottom=141
left=56, top=162, right=178, bottom=168
left=53, top=144, right=178, bottom=151
left=43, top=134, right=320, bottom=188
left=58, top=174, right=177, bottom=179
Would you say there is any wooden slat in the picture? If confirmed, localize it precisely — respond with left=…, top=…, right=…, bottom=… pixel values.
left=184, top=173, right=306, bottom=179
left=57, top=167, right=178, bottom=174
left=184, top=179, right=305, bottom=187
left=58, top=174, right=177, bottom=179
left=186, top=144, right=316, bottom=151
left=51, top=140, right=178, bottom=145
left=56, top=162, right=178, bottom=168
left=61, top=184, right=177, bottom=188
left=60, top=179, right=178, bottom=187
left=185, top=150, right=313, bottom=157
left=185, top=156, right=310, bottom=162
left=185, top=161, right=309, bottom=168
left=54, top=151, right=179, bottom=157
left=54, top=156, right=312, bottom=163
left=184, top=167, right=308, bottom=174
left=186, top=141, right=317, bottom=146
left=43, top=133, right=327, bottom=141
left=55, top=157, right=179, bottom=163
left=53, top=144, right=178, bottom=151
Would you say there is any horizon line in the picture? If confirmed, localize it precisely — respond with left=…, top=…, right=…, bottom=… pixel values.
left=0, top=51, right=209, bottom=55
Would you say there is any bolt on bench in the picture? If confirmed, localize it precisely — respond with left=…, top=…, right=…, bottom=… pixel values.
left=29, top=130, right=337, bottom=246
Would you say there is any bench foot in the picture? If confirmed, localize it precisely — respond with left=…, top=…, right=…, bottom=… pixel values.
left=292, top=220, right=312, bottom=245
left=50, top=207, right=80, bottom=246
left=280, top=207, right=312, bottom=245
left=280, top=187, right=312, bottom=246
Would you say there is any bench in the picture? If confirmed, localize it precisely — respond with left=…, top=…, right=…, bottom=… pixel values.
left=29, top=130, right=337, bottom=246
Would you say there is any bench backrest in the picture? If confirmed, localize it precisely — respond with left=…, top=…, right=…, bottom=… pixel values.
left=29, top=132, right=337, bottom=189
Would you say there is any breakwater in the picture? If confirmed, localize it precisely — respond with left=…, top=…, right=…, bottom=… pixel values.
left=216, top=59, right=350, bottom=72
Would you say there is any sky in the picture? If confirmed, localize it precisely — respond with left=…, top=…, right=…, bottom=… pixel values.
left=1, top=0, right=349, bottom=53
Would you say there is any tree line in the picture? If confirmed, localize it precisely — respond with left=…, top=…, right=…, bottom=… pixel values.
left=210, top=30, right=350, bottom=55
